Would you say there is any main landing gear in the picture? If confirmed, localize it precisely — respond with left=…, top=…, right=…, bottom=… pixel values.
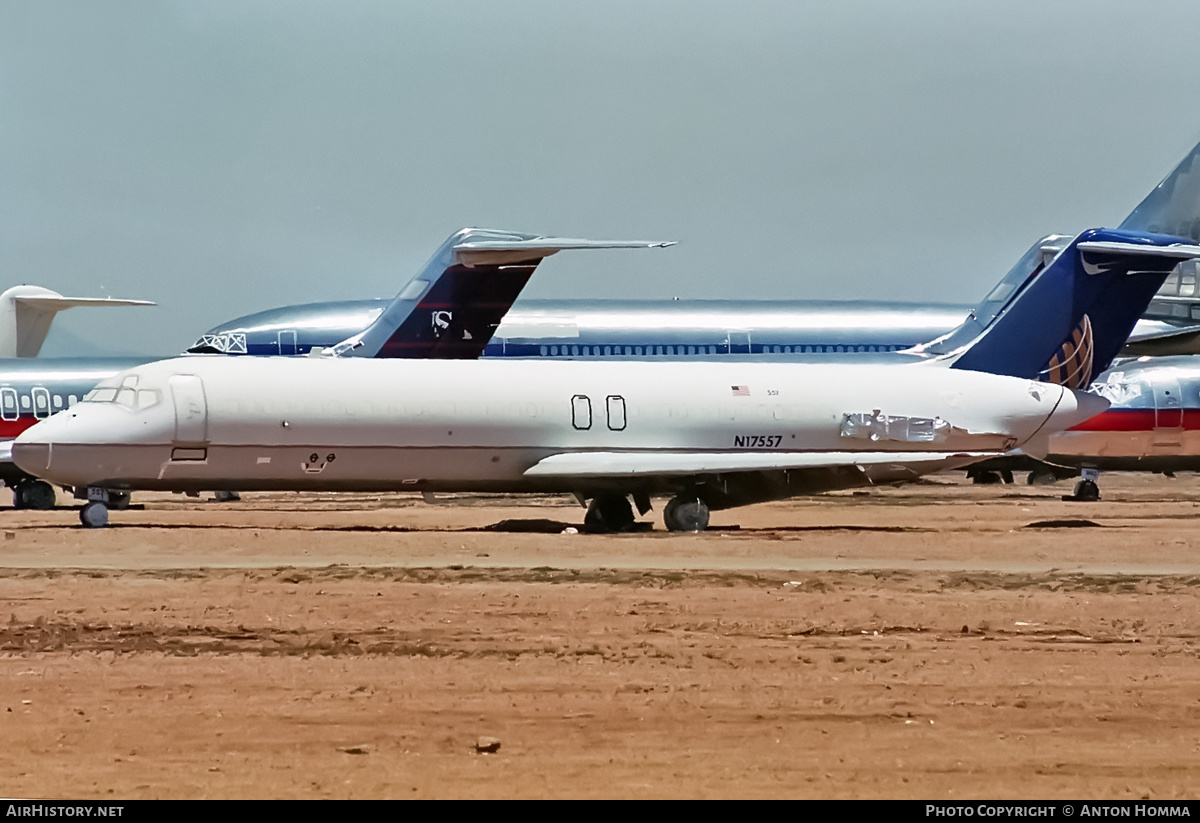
left=968, top=468, right=1014, bottom=485
left=663, top=495, right=710, bottom=532
left=1063, top=468, right=1101, bottom=502
left=584, top=494, right=635, bottom=532
left=12, top=480, right=56, bottom=511
left=581, top=492, right=712, bottom=533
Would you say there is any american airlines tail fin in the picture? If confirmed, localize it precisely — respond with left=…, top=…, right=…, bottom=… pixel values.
left=1121, top=138, right=1200, bottom=241
left=928, top=228, right=1200, bottom=387
left=324, top=228, right=674, bottom=359
left=0, top=286, right=154, bottom=358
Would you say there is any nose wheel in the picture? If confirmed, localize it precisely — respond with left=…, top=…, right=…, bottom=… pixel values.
left=77, top=487, right=118, bottom=528
left=79, top=501, right=109, bottom=528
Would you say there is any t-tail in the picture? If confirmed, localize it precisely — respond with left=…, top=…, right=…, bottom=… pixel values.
left=920, top=228, right=1200, bottom=387
left=324, top=228, right=674, bottom=359
left=0, top=286, right=154, bottom=358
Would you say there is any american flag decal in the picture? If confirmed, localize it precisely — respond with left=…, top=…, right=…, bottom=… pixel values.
left=1041, top=314, right=1094, bottom=390
left=731, top=385, right=750, bottom=396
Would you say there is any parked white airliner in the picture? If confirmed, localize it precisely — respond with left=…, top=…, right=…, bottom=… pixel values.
left=14, top=356, right=1101, bottom=529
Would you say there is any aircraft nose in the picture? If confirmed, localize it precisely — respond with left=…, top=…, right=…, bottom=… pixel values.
left=12, top=427, right=51, bottom=476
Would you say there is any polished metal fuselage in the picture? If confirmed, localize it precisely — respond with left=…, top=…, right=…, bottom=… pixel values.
left=192, top=298, right=1196, bottom=359
left=1045, top=356, right=1200, bottom=471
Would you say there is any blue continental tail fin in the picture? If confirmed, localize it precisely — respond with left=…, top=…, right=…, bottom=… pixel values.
left=934, top=228, right=1200, bottom=385
left=324, top=229, right=674, bottom=359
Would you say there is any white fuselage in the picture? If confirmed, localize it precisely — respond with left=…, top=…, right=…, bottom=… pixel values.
left=11, top=356, right=1101, bottom=504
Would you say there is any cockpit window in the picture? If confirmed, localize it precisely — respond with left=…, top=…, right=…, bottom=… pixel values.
left=83, top=387, right=117, bottom=403
left=82, top=374, right=161, bottom=411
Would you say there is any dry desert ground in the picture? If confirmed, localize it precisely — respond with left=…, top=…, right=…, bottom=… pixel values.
left=2, top=473, right=1200, bottom=799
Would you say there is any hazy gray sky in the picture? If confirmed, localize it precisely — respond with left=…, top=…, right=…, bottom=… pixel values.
left=4, top=0, right=1200, bottom=355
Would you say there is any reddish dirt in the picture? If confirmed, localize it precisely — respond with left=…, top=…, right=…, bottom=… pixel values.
left=2, top=474, right=1200, bottom=798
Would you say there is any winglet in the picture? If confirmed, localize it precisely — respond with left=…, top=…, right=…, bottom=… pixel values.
left=325, top=228, right=674, bottom=359
left=0, top=286, right=155, bottom=358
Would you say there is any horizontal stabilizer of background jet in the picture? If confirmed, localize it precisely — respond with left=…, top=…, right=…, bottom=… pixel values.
left=1122, top=322, right=1200, bottom=356
left=452, top=236, right=675, bottom=268
left=327, top=228, right=674, bottom=359
left=0, top=286, right=155, bottom=359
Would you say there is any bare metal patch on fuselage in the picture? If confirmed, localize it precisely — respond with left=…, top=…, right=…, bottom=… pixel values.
left=840, top=412, right=950, bottom=443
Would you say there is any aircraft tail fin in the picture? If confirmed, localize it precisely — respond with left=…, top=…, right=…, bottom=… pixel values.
left=325, top=228, right=674, bottom=359
left=0, top=286, right=155, bottom=358
left=1121, top=139, right=1200, bottom=241
left=933, top=229, right=1200, bottom=386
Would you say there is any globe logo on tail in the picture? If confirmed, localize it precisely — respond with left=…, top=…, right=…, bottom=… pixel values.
left=1040, top=314, right=1094, bottom=389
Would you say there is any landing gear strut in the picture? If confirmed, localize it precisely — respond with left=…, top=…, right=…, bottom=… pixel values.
left=584, top=494, right=635, bottom=532
left=663, top=494, right=710, bottom=532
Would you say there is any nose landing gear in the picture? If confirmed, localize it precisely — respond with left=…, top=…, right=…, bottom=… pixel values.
left=77, top=487, right=123, bottom=528
left=79, top=500, right=108, bottom=528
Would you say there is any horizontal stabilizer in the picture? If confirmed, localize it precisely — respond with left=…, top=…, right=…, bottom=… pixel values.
left=14, top=296, right=155, bottom=310
left=1122, top=321, right=1200, bottom=356
left=0, top=286, right=155, bottom=358
left=453, top=237, right=675, bottom=267
left=1074, top=240, right=1200, bottom=259
left=523, top=450, right=991, bottom=478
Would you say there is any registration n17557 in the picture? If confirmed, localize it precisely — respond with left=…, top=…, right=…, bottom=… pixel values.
left=733, top=435, right=783, bottom=448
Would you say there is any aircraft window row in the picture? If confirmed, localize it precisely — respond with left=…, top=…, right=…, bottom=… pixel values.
left=537, top=343, right=903, bottom=356
left=0, top=387, right=79, bottom=421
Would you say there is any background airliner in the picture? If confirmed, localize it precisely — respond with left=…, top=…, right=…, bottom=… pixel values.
left=188, top=279, right=1200, bottom=361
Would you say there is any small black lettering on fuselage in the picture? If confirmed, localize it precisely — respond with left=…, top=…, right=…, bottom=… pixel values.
left=733, top=435, right=783, bottom=448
